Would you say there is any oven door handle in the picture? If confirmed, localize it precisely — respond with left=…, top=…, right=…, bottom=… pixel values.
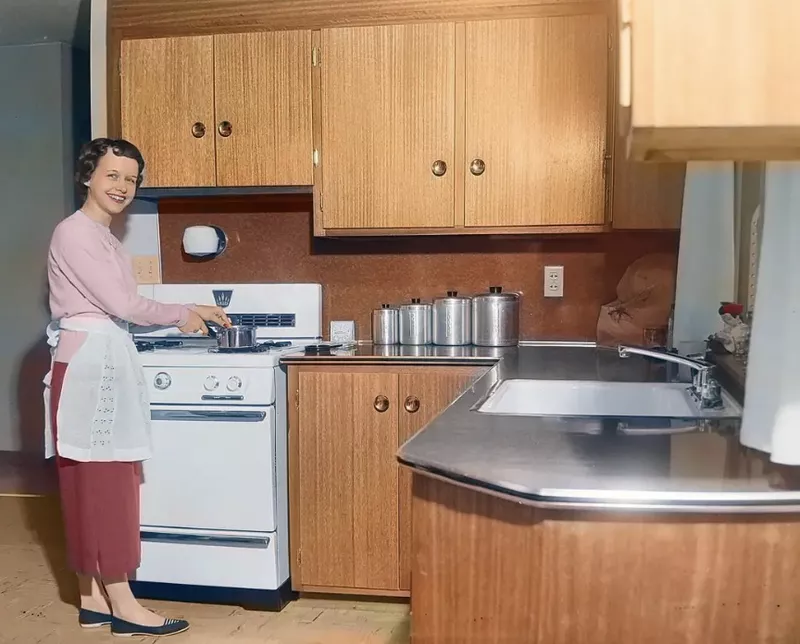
left=140, top=531, right=271, bottom=549
left=150, top=410, right=267, bottom=422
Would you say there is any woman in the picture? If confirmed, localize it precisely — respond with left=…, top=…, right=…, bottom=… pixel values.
left=44, top=138, right=231, bottom=637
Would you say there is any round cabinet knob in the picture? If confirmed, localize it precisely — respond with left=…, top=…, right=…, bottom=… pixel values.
left=431, top=160, right=447, bottom=177
left=374, top=395, right=390, bottom=413
left=204, top=376, right=219, bottom=392
left=469, top=158, right=486, bottom=176
left=227, top=376, right=242, bottom=392
left=404, top=396, right=420, bottom=413
left=191, top=122, right=206, bottom=138
left=218, top=121, right=233, bottom=137
left=154, top=372, right=172, bottom=390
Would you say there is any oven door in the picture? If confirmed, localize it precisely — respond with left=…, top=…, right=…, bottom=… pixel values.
left=140, top=405, right=277, bottom=533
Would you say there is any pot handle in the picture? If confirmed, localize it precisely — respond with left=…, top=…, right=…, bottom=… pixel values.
left=206, top=321, right=219, bottom=338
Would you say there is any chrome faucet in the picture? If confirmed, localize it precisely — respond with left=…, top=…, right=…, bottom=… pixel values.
left=617, top=345, right=723, bottom=409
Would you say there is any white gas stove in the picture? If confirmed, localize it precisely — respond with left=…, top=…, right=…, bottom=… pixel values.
left=128, top=283, right=322, bottom=610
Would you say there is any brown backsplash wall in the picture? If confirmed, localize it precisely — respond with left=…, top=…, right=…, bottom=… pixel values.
left=158, top=196, right=679, bottom=340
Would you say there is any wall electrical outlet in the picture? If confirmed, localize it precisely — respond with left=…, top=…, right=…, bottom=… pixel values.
left=132, top=255, right=161, bottom=284
left=544, top=265, right=564, bottom=298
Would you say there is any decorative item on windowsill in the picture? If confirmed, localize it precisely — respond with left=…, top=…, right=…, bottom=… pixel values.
left=182, top=225, right=227, bottom=260
left=711, top=301, right=751, bottom=360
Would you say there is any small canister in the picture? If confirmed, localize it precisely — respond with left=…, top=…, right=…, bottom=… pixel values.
left=371, top=304, right=399, bottom=345
left=432, top=291, right=472, bottom=346
left=399, top=298, right=432, bottom=346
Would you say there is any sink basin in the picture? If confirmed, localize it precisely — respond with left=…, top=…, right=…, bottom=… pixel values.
left=476, top=379, right=741, bottom=418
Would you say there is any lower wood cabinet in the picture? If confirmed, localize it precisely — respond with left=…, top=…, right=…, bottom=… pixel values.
left=287, top=364, right=483, bottom=596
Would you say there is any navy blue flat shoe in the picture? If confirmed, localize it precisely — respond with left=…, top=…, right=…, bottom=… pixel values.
left=110, top=616, right=190, bottom=638
left=79, top=608, right=112, bottom=628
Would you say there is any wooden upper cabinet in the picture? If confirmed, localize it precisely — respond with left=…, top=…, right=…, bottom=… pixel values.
left=215, top=31, right=313, bottom=186
left=121, top=36, right=216, bottom=187
left=465, top=15, right=609, bottom=228
left=318, top=23, right=457, bottom=230
left=120, top=31, right=313, bottom=188
left=619, top=0, right=800, bottom=161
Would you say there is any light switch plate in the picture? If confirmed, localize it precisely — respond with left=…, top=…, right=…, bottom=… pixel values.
left=330, top=320, right=356, bottom=343
left=133, top=255, right=161, bottom=284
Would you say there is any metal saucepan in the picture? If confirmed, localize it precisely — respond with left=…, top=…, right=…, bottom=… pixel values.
left=207, top=322, right=258, bottom=350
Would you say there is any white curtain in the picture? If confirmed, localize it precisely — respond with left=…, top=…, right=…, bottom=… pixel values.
left=740, top=164, right=800, bottom=463
left=672, top=162, right=736, bottom=356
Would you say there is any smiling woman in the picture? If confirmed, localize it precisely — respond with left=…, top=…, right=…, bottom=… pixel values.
left=42, top=137, right=231, bottom=638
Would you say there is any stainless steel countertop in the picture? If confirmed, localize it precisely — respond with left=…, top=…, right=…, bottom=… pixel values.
left=393, top=343, right=800, bottom=513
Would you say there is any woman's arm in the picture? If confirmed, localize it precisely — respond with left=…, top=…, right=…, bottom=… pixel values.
left=51, top=227, right=191, bottom=327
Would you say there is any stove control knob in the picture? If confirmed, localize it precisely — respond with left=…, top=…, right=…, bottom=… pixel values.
left=227, top=376, right=243, bottom=392
left=204, top=375, right=219, bottom=391
left=154, top=372, right=171, bottom=390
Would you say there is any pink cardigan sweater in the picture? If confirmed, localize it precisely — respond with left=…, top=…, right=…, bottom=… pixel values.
left=48, top=211, right=191, bottom=362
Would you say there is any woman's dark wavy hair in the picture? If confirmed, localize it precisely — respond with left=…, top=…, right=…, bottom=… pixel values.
left=75, top=138, right=146, bottom=195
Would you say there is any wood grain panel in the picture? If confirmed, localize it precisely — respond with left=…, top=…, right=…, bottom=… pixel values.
left=120, top=36, right=216, bottom=187
left=397, top=368, right=480, bottom=591
left=464, top=15, right=608, bottom=227
left=319, top=23, right=456, bottom=229
left=352, top=372, right=401, bottom=590
left=297, top=371, right=355, bottom=588
left=214, top=31, right=313, bottom=186
left=412, top=473, right=800, bottom=644
left=111, top=0, right=607, bottom=38
left=625, top=0, right=800, bottom=161
left=611, top=131, right=686, bottom=229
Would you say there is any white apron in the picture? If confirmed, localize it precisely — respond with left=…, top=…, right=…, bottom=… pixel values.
left=42, top=317, right=152, bottom=462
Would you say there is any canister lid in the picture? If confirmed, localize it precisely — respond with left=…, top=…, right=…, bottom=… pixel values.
left=476, top=285, right=519, bottom=301
left=435, top=290, right=471, bottom=303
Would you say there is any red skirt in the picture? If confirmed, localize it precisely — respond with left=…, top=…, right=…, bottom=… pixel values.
left=51, top=361, right=142, bottom=578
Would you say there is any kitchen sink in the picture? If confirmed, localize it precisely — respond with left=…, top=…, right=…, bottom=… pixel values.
left=475, top=379, right=742, bottom=419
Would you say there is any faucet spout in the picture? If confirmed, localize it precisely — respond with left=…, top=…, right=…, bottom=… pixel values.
left=617, top=344, right=723, bottom=410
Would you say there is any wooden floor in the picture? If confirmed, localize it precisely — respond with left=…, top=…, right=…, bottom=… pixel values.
left=0, top=495, right=410, bottom=643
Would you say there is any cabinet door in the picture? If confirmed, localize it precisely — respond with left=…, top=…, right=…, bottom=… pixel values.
left=464, top=16, right=608, bottom=227
left=120, top=36, right=216, bottom=187
left=214, top=31, right=313, bottom=187
left=296, top=370, right=400, bottom=591
left=612, top=131, right=686, bottom=229
left=397, top=367, right=481, bottom=590
left=319, top=23, right=456, bottom=230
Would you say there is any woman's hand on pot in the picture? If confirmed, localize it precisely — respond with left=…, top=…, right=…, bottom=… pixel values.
left=178, top=309, right=209, bottom=335
left=194, top=305, right=232, bottom=328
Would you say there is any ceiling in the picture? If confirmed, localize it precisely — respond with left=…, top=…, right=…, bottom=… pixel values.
left=0, top=0, right=90, bottom=49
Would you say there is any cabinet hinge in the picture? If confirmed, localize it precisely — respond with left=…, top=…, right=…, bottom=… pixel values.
left=602, top=154, right=612, bottom=176
left=295, top=390, right=299, bottom=410
left=608, top=33, right=613, bottom=50
left=313, top=149, right=320, bottom=167
left=118, top=57, right=121, bottom=75
left=312, top=47, right=321, bottom=67
left=297, top=548, right=302, bottom=565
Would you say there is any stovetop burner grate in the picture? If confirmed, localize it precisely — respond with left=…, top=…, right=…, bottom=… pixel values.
left=135, top=340, right=184, bottom=352
left=209, top=340, right=293, bottom=354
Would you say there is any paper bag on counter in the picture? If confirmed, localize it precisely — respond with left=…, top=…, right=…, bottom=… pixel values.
left=596, top=253, right=677, bottom=347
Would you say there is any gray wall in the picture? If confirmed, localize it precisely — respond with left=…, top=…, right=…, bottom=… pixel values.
left=0, top=43, right=74, bottom=452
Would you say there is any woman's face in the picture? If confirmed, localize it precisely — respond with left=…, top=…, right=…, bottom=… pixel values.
left=85, top=150, right=140, bottom=215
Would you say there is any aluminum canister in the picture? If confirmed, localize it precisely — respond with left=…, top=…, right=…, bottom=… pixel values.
left=371, top=304, right=399, bottom=345
left=471, top=286, right=520, bottom=347
left=399, top=298, right=432, bottom=346
left=432, top=291, right=472, bottom=346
